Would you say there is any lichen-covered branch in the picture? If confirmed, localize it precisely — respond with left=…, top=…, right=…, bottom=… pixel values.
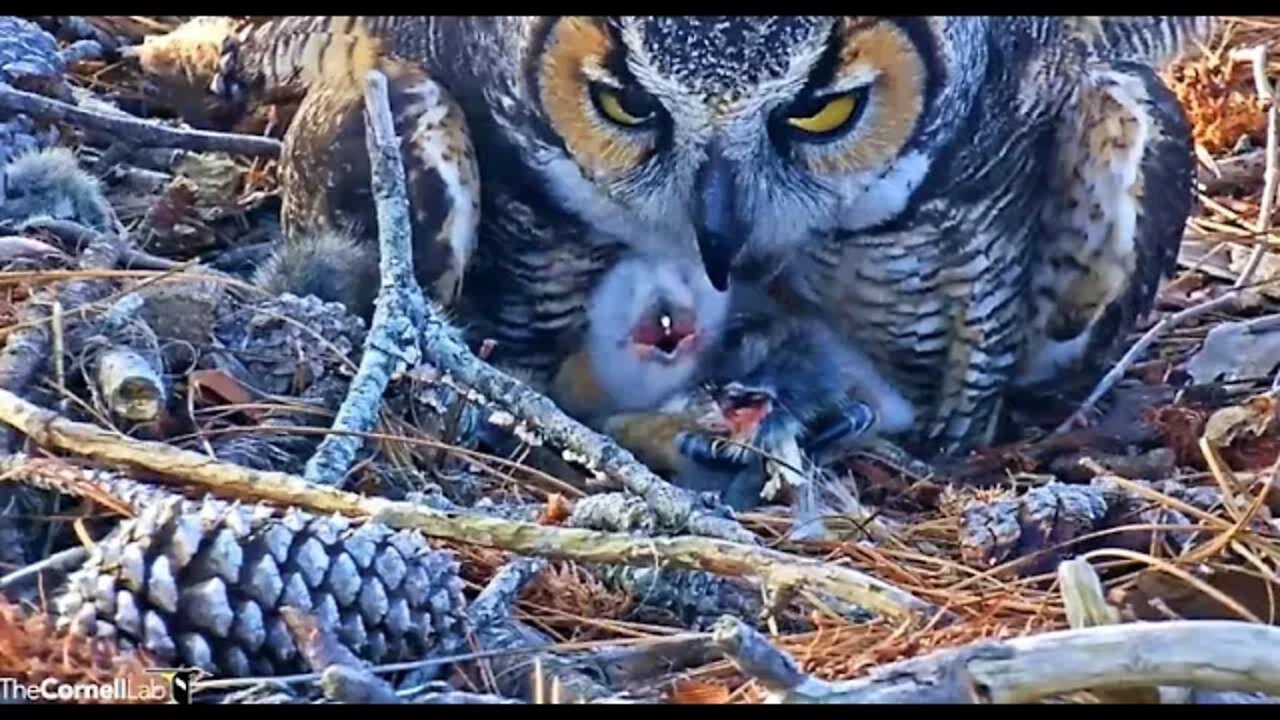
left=0, top=80, right=282, bottom=157
left=292, top=75, right=745, bottom=544
left=713, top=616, right=1280, bottom=703
left=302, top=70, right=426, bottom=487
left=466, top=557, right=546, bottom=629
left=711, top=616, right=809, bottom=694
left=0, top=392, right=941, bottom=624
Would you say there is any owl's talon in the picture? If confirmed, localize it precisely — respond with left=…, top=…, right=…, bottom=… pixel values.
left=209, top=35, right=247, bottom=104
left=802, top=401, right=877, bottom=456
left=676, top=431, right=756, bottom=470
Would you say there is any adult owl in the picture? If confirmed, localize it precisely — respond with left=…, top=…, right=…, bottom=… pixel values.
left=138, top=16, right=1209, bottom=456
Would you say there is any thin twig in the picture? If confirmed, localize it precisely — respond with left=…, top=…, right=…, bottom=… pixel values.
left=0, top=81, right=281, bottom=157
left=50, top=300, right=66, bottom=414
left=10, top=217, right=183, bottom=271
left=194, top=632, right=704, bottom=694
left=1054, top=289, right=1242, bottom=434
left=1230, top=44, right=1279, bottom=288
left=0, top=545, right=88, bottom=592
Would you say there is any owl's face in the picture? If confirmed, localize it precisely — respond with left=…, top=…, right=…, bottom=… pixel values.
left=520, top=17, right=969, bottom=290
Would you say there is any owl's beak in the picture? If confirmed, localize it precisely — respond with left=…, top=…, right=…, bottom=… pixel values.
left=693, top=144, right=745, bottom=292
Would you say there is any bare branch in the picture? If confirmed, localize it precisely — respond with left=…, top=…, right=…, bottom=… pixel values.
left=1057, top=558, right=1161, bottom=703
left=713, top=616, right=1280, bottom=703
left=11, top=217, right=182, bottom=271
left=0, top=80, right=281, bottom=157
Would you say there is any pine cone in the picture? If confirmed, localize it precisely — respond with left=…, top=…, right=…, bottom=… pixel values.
left=53, top=495, right=468, bottom=677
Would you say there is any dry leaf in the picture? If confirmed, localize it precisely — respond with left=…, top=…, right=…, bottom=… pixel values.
left=1203, top=393, right=1278, bottom=448
left=1186, top=318, right=1280, bottom=385
left=188, top=368, right=261, bottom=420
left=540, top=494, right=573, bottom=525
left=1119, top=566, right=1280, bottom=625
left=142, top=177, right=199, bottom=234
left=176, top=152, right=243, bottom=207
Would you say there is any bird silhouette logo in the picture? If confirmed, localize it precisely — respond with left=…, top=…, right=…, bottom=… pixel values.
left=149, top=668, right=201, bottom=704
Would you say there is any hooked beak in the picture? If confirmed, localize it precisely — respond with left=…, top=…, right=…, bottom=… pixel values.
left=693, top=144, right=746, bottom=292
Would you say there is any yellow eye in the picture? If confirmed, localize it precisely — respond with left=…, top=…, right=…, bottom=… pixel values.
left=785, top=93, right=860, bottom=137
left=591, top=83, right=659, bottom=127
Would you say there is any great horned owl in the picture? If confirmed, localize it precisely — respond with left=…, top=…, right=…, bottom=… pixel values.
left=136, top=16, right=1210, bottom=457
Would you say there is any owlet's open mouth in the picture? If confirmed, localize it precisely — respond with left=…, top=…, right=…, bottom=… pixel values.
left=631, top=308, right=698, bottom=359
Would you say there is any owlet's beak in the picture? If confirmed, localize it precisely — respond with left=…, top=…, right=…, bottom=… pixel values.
left=693, top=143, right=746, bottom=292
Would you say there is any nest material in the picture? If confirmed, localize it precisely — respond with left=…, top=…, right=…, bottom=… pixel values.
left=0, top=14, right=1276, bottom=704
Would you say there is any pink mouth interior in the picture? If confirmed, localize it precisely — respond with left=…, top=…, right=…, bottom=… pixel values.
left=631, top=312, right=697, bottom=358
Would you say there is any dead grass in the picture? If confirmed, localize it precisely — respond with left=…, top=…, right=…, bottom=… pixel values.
left=0, top=597, right=162, bottom=703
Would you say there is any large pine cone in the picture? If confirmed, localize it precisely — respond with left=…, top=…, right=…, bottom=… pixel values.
left=53, top=495, right=468, bottom=677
